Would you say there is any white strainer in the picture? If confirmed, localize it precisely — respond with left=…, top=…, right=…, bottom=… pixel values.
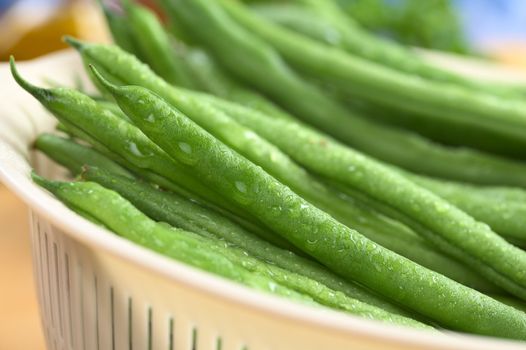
left=1, top=50, right=524, bottom=350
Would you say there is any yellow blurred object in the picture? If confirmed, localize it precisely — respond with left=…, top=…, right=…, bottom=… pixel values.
left=490, top=42, right=526, bottom=71
left=0, top=0, right=110, bottom=61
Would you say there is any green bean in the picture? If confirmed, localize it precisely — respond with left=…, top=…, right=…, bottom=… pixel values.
left=408, top=175, right=526, bottom=244
left=122, top=0, right=195, bottom=88
left=154, top=3, right=526, bottom=186
left=34, top=133, right=133, bottom=178
left=253, top=1, right=526, bottom=98
left=492, top=295, right=526, bottom=314
left=31, top=173, right=318, bottom=304
left=82, top=166, right=414, bottom=316
left=220, top=0, right=526, bottom=159
left=344, top=90, right=526, bottom=159
left=334, top=171, right=526, bottom=248
left=93, top=70, right=526, bottom=338
left=137, top=80, right=383, bottom=228
left=210, top=101, right=526, bottom=301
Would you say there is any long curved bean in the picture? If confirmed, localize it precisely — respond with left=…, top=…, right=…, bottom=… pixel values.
left=92, top=70, right=526, bottom=338
left=82, top=166, right=413, bottom=316
left=92, top=96, right=498, bottom=292
left=208, top=99, right=526, bottom=301
left=140, top=81, right=498, bottom=292
left=220, top=0, right=526, bottom=159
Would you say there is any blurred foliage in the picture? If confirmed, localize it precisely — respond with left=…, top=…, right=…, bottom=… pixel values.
left=335, top=0, right=470, bottom=53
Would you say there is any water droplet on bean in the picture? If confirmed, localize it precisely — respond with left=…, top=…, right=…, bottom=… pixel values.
left=128, top=141, right=144, bottom=157
left=146, top=114, right=156, bottom=123
left=178, top=142, right=192, bottom=154
left=235, top=181, right=247, bottom=193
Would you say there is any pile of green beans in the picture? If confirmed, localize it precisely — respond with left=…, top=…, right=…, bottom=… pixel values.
left=253, top=0, right=526, bottom=152
left=11, top=0, right=526, bottom=341
left=156, top=0, right=526, bottom=186
left=251, top=0, right=526, bottom=98
left=87, top=67, right=526, bottom=338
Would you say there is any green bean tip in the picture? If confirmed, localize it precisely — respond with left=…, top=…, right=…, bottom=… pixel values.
left=87, top=65, right=119, bottom=93
left=31, top=171, right=59, bottom=193
left=63, top=36, right=86, bottom=52
left=10, top=57, right=48, bottom=98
